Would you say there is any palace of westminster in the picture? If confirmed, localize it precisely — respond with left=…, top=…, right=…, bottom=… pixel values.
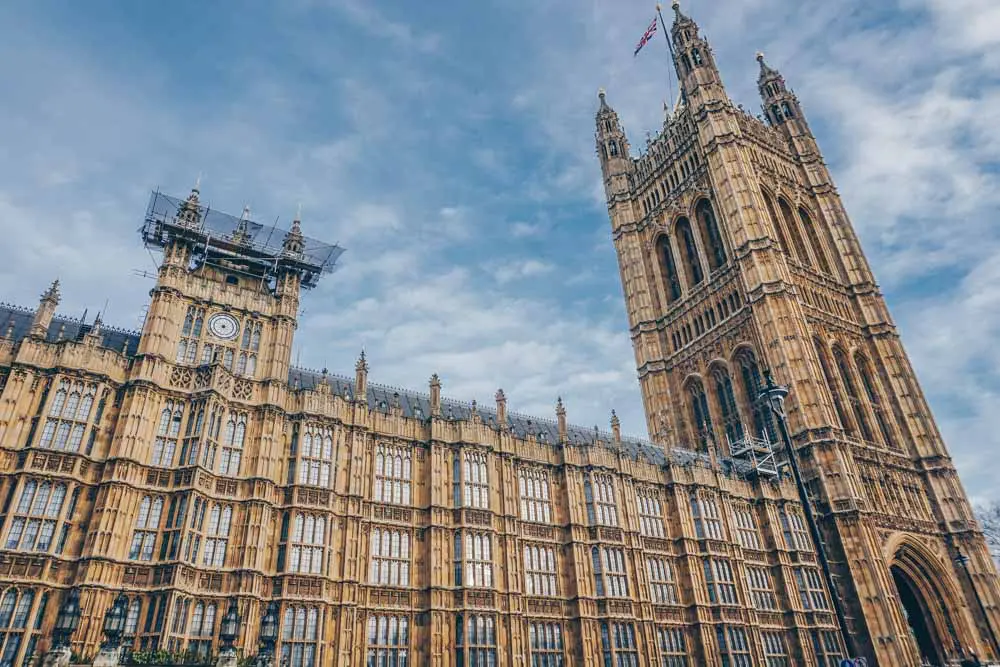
left=1, top=4, right=998, bottom=667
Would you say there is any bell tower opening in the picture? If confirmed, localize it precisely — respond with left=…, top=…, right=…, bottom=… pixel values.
left=892, top=565, right=945, bottom=665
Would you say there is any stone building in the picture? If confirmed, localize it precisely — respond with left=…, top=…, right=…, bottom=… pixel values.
left=0, top=3, right=997, bottom=667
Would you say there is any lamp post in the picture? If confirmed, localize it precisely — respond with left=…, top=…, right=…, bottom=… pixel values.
left=954, top=547, right=1000, bottom=658
left=216, top=597, right=241, bottom=667
left=93, top=591, right=129, bottom=667
left=256, top=601, right=280, bottom=667
left=42, top=589, right=81, bottom=667
left=758, top=370, right=858, bottom=659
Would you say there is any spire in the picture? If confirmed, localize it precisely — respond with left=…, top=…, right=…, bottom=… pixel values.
left=610, top=410, right=621, bottom=444
left=30, top=279, right=61, bottom=338
left=597, top=87, right=610, bottom=112
left=178, top=177, right=203, bottom=227
left=283, top=204, right=305, bottom=255
left=755, top=52, right=807, bottom=130
left=429, top=374, right=441, bottom=417
left=355, top=350, right=368, bottom=403
left=233, top=205, right=252, bottom=245
left=495, top=389, right=508, bottom=428
left=756, top=51, right=780, bottom=81
left=556, top=397, right=567, bottom=442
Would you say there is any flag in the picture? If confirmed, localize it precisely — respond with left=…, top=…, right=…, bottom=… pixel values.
left=633, top=17, right=658, bottom=57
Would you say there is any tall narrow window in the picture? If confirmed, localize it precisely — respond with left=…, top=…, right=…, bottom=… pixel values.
left=219, top=412, right=246, bottom=477
left=636, top=488, right=666, bottom=538
left=201, top=504, right=232, bottom=568
left=762, top=631, right=790, bottom=667
left=600, top=622, right=638, bottom=666
left=690, top=493, right=723, bottom=540
left=528, top=622, right=564, bottom=666
left=188, top=601, right=217, bottom=657
left=777, top=198, right=812, bottom=267
left=735, top=350, right=776, bottom=443
left=761, top=190, right=792, bottom=257
left=367, top=615, right=409, bottom=666
left=593, top=547, right=628, bottom=597
left=811, top=630, right=845, bottom=666
left=717, top=626, right=752, bottom=667
left=237, top=320, right=261, bottom=378
left=37, top=379, right=97, bottom=452
left=780, top=507, right=810, bottom=551
left=730, top=504, right=762, bottom=550
left=298, top=424, right=334, bottom=487
left=523, top=544, right=558, bottom=596
left=177, top=306, right=204, bottom=365
left=152, top=400, right=184, bottom=467
left=658, top=237, right=682, bottom=303
left=657, top=627, right=688, bottom=667
left=798, top=207, right=831, bottom=274
left=461, top=450, right=490, bottom=509
left=460, top=532, right=493, bottom=588
left=281, top=606, right=319, bottom=667
left=647, top=557, right=678, bottom=604
left=374, top=443, right=412, bottom=505
left=0, top=587, right=47, bottom=666
left=518, top=468, right=552, bottom=523
left=746, top=567, right=777, bottom=610
left=457, top=615, right=497, bottom=665
left=814, top=339, right=852, bottom=434
left=289, top=514, right=326, bottom=575
left=855, top=353, right=897, bottom=449
left=129, top=496, right=164, bottom=561
left=696, top=199, right=726, bottom=271
left=833, top=346, right=874, bottom=442
left=713, top=368, right=743, bottom=445
left=794, top=567, right=829, bottom=610
left=676, top=218, right=704, bottom=286
left=585, top=473, right=618, bottom=527
left=687, top=379, right=713, bottom=450
left=703, top=558, right=737, bottom=604
left=4, top=480, right=66, bottom=553
left=369, top=527, right=409, bottom=586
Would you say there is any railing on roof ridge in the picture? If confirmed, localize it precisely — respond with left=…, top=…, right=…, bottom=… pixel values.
left=0, top=302, right=36, bottom=314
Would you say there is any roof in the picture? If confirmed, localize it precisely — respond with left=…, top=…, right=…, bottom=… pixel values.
left=0, top=303, right=140, bottom=356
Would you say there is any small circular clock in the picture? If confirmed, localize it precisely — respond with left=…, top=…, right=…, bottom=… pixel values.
left=207, top=313, right=240, bottom=340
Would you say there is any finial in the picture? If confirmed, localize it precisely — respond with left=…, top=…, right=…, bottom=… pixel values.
left=295, top=202, right=302, bottom=221
left=610, top=409, right=619, bottom=426
left=42, top=279, right=61, bottom=302
left=194, top=173, right=202, bottom=193
left=430, top=373, right=440, bottom=386
left=756, top=51, right=765, bottom=62
left=672, top=0, right=680, bottom=10
left=355, top=349, right=368, bottom=372
left=598, top=87, right=606, bottom=98
left=495, top=388, right=505, bottom=402
left=241, top=205, right=251, bottom=220
left=656, top=2, right=662, bottom=10
left=556, top=396, right=565, bottom=414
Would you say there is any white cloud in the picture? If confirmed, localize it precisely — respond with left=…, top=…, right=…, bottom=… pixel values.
left=490, top=259, right=555, bottom=285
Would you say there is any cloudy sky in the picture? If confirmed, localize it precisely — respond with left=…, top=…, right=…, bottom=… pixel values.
left=0, top=0, right=998, bottom=502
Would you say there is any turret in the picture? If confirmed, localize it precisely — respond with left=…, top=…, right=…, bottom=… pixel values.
left=756, top=52, right=812, bottom=136
left=669, top=1, right=726, bottom=106
left=595, top=89, right=633, bottom=204
left=30, top=279, right=60, bottom=338
left=355, top=350, right=369, bottom=404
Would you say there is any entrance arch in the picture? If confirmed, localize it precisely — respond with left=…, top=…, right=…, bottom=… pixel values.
left=892, top=564, right=945, bottom=664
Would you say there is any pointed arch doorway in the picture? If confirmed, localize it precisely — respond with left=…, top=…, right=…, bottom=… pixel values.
left=892, top=564, right=946, bottom=665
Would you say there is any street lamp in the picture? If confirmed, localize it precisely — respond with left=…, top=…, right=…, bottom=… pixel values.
left=758, top=370, right=859, bottom=659
left=258, top=601, right=280, bottom=665
left=100, top=591, right=129, bottom=651
left=954, top=547, right=1000, bottom=657
left=52, top=588, right=82, bottom=650
left=219, top=597, right=241, bottom=654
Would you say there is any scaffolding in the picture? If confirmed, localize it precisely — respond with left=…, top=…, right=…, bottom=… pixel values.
left=141, top=190, right=344, bottom=290
left=727, top=424, right=780, bottom=479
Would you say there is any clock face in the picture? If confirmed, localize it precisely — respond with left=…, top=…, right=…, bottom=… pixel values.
left=208, top=313, right=240, bottom=341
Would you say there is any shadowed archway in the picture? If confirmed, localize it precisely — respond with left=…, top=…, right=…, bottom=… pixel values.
left=892, top=564, right=945, bottom=665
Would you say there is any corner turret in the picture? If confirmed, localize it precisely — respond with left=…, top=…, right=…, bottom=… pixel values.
left=595, top=89, right=634, bottom=204
left=30, top=279, right=60, bottom=338
left=669, top=1, right=726, bottom=106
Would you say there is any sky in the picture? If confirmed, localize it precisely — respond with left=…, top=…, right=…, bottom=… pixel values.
left=0, top=0, right=998, bottom=503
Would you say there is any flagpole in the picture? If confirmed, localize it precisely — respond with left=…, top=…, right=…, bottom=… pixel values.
left=655, top=3, right=677, bottom=111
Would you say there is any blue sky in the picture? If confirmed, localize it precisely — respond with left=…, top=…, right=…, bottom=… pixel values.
left=1, top=0, right=999, bottom=502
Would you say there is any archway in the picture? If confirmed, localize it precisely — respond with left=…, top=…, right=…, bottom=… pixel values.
left=892, top=565, right=945, bottom=665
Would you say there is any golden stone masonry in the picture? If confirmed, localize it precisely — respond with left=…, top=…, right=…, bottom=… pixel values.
left=0, top=4, right=998, bottom=666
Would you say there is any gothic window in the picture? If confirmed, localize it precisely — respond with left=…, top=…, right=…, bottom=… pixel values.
left=184, top=497, right=208, bottom=563
left=746, top=567, right=777, bottom=610
left=38, top=379, right=97, bottom=452
left=657, top=236, right=682, bottom=303
left=675, top=218, right=704, bottom=286
left=0, top=587, right=46, bottom=666
left=592, top=546, right=628, bottom=597
left=528, top=622, right=564, bottom=666
left=367, top=615, right=409, bottom=666
left=686, top=378, right=713, bottom=450
left=735, top=350, right=777, bottom=443
left=523, top=544, right=558, bottom=596
left=201, top=504, right=232, bottom=568
left=584, top=473, right=618, bottom=527
left=771, top=104, right=784, bottom=124
left=600, top=622, right=639, bottom=665
left=730, top=503, right=762, bottom=550
left=187, top=600, right=217, bottom=657
left=763, top=631, right=790, bottom=667
left=124, top=598, right=141, bottom=646
left=814, top=339, right=852, bottom=434
left=812, top=630, right=845, bottom=666
left=696, top=199, right=726, bottom=271
left=636, top=488, right=666, bottom=538
left=704, top=558, right=737, bottom=604
left=717, top=626, right=752, bottom=667
left=369, top=527, right=409, bottom=586
left=281, top=606, right=320, bottom=667
left=657, top=627, right=688, bottom=667
left=454, top=449, right=489, bottom=509
left=455, top=531, right=493, bottom=588
left=647, top=556, right=678, bottom=604
left=777, top=198, right=813, bottom=266
left=780, top=506, right=810, bottom=551
left=518, top=467, right=552, bottom=523
left=374, top=443, right=412, bottom=505
left=798, top=207, right=831, bottom=274
left=781, top=102, right=795, bottom=119
left=760, top=189, right=792, bottom=257
left=456, top=614, right=497, bottom=666
left=219, top=412, right=246, bottom=476
left=298, top=424, right=334, bottom=488
left=712, top=367, right=743, bottom=445
left=681, top=54, right=692, bottom=73
left=690, top=492, right=724, bottom=540
left=832, top=346, right=874, bottom=442
left=160, top=494, right=187, bottom=561
left=794, top=567, right=830, bottom=610
left=608, top=140, right=619, bottom=157
left=691, top=48, right=703, bottom=65
left=237, top=320, right=261, bottom=377
left=177, top=306, right=204, bottom=365
left=129, top=495, right=164, bottom=561
left=152, top=400, right=185, bottom=467
left=854, top=353, right=897, bottom=449
left=4, top=480, right=66, bottom=553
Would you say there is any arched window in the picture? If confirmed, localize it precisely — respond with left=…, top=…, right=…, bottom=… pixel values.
left=657, top=236, right=682, bottom=303
left=695, top=200, right=726, bottom=271
left=687, top=379, right=713, bottom=450
left=777, top=198, right=812, bottom=266
left=771, top=105, right=783, bottom=123
left=832, top=347, right=873, bottom=442
left=608, top=140, right=618, bottom=157
left=281, top=606, right=320, bottom=667
left=0, top=587, right=46, bottom=665
left=855, top=353, right=897, bottom=449
left=712, top=367, right=743, bottom=445
left=798, top=207, right=831, bottom=274
left=761, top=189, right=791, bottom=256
left=681, top=54, right=692, bottom=73
left=691, top=48, right=703, bottom=65
left=676, top=218, right=704, bottom=286
left=781, top=101, right=795, bottom=118
left=814, top=339, right=852, bottom=434
left=735, top=350, right=777, bottom=443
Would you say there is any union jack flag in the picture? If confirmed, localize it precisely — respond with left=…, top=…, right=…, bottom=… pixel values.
left=633, top=17, right=658, bottom=57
